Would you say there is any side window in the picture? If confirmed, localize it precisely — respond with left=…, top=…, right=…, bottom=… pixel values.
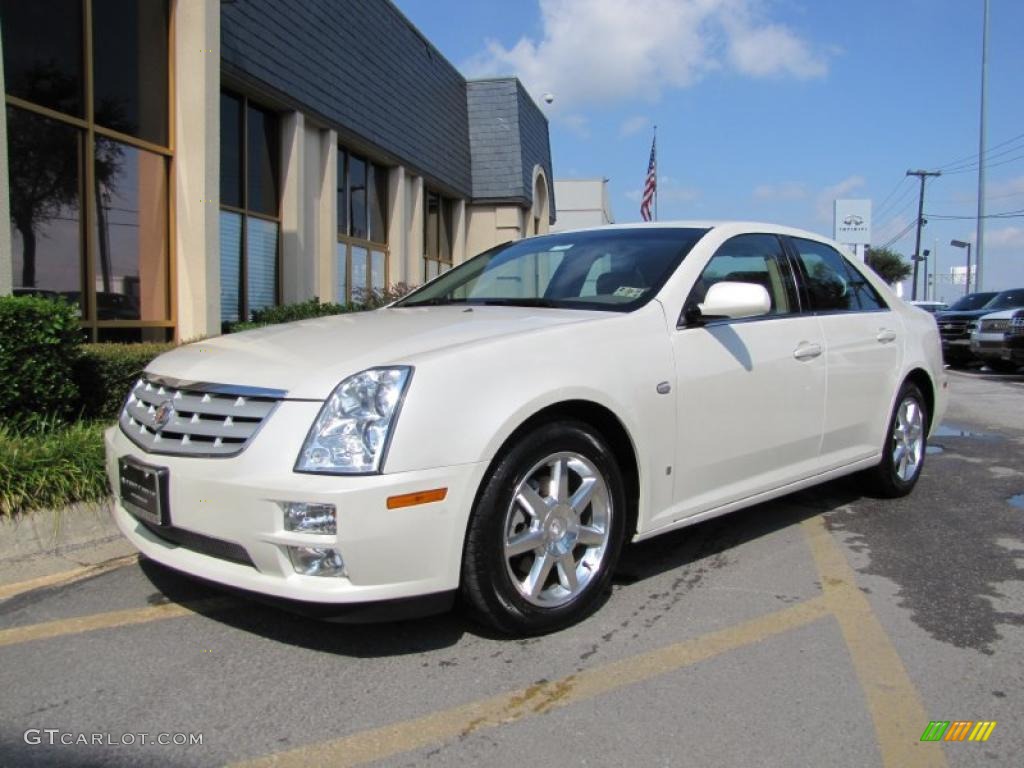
left=689, top=234, right=797, bottom=317
left=791, top=238, right=887, bottom=312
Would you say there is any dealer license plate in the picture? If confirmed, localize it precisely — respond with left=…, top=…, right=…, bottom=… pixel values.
left=118, top=456, right=169, bottom=526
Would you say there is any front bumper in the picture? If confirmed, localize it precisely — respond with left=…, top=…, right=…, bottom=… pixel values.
left=104, top=405, right=489, bottom=606
left=970, top=334, right=1024, bottom=365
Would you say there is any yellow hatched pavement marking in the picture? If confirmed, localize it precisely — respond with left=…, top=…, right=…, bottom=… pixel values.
left=801, top=516, right=947, bottom=768
left=0, top=555, right=139, bottom=601
left=0, top=598, right=234, bottom=648
left=234, top=596, right=830, bottom=768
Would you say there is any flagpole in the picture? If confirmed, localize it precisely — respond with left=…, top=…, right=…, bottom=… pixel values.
left=653, top=125, right=658, bottom=222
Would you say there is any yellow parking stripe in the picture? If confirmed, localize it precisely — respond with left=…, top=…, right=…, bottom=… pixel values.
left=0, top=555, right=139, bottom=601
left=802, top=516, right=947, bottom=768
left=234, top=596, right=830, bottom=768
left=0, top=598, right=233, bottom=649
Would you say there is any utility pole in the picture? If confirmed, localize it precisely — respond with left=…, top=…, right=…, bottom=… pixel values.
left=975, top=0, right=990, bottom=290
left=907, top=169, right=941, bottom=300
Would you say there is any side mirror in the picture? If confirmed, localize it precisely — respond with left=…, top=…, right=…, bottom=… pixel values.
left=689, top=281, right=771, bottom=324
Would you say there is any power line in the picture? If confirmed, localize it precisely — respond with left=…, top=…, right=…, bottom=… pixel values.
left=942, top=151, right=1024, bottom=175
left=934, top=129, right=1024, bottom=171
left=925, top=207, right=1024, bottom=220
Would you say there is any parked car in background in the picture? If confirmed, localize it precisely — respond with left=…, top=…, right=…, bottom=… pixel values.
left=970, top=308, right=1024, bottom=373
left=937, top=290, right=1021, bottom=367
left=104, top=222, right=947, bottom=634
left=910, top=300, right=947, bottom=314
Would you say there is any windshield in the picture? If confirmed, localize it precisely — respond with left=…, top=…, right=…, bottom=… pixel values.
left=946, top=292, right=997, bottom=311
left=985, top=289, right=1024, bottom=311
left=396, top=228, right=709, bottom=312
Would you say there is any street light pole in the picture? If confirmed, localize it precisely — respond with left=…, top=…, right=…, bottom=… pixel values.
left=951, top=239, right=972, bottom=296
left=975, top=0, right=990, bottom=290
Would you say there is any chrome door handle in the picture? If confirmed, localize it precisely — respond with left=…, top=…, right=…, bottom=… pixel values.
left=793, top=342, right=822, bottom=361
left=876, top=329, right=897, bottom=343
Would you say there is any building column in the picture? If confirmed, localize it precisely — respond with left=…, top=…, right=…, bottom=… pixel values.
left=452, top=199, right=467, bottom=265
left=387, top=165, right=407, bottom=285
left=406, top=175, right=424, bottom=286
left=316, top=130, right=337, bottom=301
left=279, top=111, right=306, bottom=305
left=173, top=0, right=220, bottom=340
left=0, top=19, right=14, bottom=295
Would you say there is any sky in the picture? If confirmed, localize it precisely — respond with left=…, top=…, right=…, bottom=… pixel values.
left=395, top=0, right=1024, bottom=303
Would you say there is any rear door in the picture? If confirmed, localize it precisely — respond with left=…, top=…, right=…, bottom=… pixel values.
left=785, top=237, right=902, bottom=467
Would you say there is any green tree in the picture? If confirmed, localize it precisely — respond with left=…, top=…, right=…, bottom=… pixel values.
left=865, top=247, right=912, bottom=286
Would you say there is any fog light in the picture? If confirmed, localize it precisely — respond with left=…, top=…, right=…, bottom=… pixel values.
left=287, top=546, right=346, bottom=577
left=280, top=502, right=336, bottom=534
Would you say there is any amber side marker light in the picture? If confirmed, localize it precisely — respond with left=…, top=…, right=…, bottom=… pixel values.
left=386, top=488, right=448, bottom=510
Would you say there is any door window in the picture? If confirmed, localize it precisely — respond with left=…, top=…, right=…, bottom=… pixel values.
left=790, top=238, right=888, bottom=312
left=688, top=234, right=798, bottom=317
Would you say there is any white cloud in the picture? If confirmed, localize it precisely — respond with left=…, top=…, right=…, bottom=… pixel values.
left=753, top=181, right=807, bottom=201
left=987, top=176, right=1024, bottom=199
left=725, top=20, right=828, bottom=79
left=463, top=0, right=829, bottom=109
left=816, top=175, right=866, bottom=223
left=986, top=226, right=1024, bottom=249
left=619, top=115, right=650, bottom=137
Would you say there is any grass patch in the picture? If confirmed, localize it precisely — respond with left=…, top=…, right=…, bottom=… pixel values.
left=0, top=419, right=111, bottom=517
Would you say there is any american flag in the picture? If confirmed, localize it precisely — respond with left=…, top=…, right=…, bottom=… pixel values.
left=640, top=134, right=657, bottom=222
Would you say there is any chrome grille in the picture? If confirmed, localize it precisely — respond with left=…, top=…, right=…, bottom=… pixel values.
left=938, top=320, right=969, bottom=338
left=119, top=376, right=283, bottom=457
left=980, top=318, right=1010, bottom=332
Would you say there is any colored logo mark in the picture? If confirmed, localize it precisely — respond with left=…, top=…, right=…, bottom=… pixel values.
left=920, top=721, right=997, bottom=742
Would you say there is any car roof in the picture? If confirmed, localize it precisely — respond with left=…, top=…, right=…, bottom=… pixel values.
left=556, top=220, right=839, bottom=244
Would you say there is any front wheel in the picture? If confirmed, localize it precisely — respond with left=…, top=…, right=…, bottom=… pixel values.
left=460, top=420, right=627, bottom=635
left=863, top=381, right=929, bottom=498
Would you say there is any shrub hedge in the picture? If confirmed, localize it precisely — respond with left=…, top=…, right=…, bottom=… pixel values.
left=228, top=285, right=414, bottom=333
left=74, top=342, right=177, bottom=421
left=0, top=296, right=83, bottom=423
left=0, top=419, right=111, bottom=517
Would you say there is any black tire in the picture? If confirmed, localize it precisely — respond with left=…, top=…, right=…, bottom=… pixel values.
left=461, top=420, right=627, bottom=636
left=987, top=360, right=1020, bottom=374
left=863, top=381, right=929, bottom=498
left=944, top=352, right=971, bottom=369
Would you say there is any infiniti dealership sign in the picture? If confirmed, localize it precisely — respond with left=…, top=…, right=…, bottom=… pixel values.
left=834, top=199, right=872, bottom=246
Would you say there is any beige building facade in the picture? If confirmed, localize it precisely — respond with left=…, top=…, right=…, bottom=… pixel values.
left=0, top=0, right=555, bottom=342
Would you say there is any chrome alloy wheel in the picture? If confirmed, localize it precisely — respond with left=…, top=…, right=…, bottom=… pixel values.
left=502, top=451, right=612, bottom=607
left=892, top=396, right=925, bottom=482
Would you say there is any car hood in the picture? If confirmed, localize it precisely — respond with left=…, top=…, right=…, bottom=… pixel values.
left=978, top=309, right=1023, bottom=321
left=147, top=306, right=612, bottom=399
left=936, top=309, right=995, bottom=321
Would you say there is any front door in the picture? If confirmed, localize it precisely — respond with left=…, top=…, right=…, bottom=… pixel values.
left=658, top=233, right=827, bottom=529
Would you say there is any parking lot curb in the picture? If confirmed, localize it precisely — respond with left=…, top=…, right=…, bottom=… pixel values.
left=0, top=499, right=133, bottom=588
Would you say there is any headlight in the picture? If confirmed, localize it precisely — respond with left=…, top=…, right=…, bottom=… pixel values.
left=295, top=367, right=412, bottom=474
left=1012, top=316, right=1024, bottom=335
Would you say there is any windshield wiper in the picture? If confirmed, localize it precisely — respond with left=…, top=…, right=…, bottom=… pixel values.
left=400, top=297, right=470, bottom=307
left=475, top=298, right=561, bottom=308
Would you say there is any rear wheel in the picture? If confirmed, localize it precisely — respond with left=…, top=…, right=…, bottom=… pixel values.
left=461, top=421, right=626, bottom=635
left=864, top=381, right=929, bottom=498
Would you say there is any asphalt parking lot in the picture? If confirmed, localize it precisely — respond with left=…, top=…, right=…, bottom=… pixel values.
left=1, top=369, right=1022, bottom=768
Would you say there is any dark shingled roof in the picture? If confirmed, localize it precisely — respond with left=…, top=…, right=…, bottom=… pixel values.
left=467, top=79, right=556, bottom=220
left=221, top=0, right=553, bottom=214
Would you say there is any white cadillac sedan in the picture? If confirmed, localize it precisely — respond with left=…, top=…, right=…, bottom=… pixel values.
left=105, top=222, right=946, bottom=635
